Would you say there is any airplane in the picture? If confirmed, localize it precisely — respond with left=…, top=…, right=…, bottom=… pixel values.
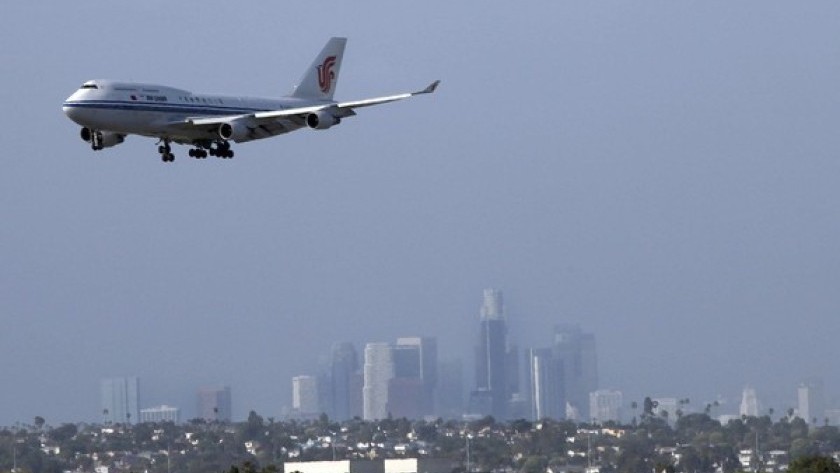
left=62, top=37, right=439, bottom=162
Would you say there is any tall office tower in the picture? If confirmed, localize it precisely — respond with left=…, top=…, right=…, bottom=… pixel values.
left=472, top=288, right=508, bottom=419
left=506, top=344, right=521, bottom=403
left=349, top=371, right=364, bottom=418
left=330, top=342, right=359, bottom=421
left=316, top=370, right=331, bottom=418
left=395, top=337, right=438, bottom=416
left=798, top=378, right=825, bottom=424
left=552, top=324, right=598, bottom=421
left=292, top=375, right=321, bottom=417
left=528, top=348, right=565, bottom=420
left=590, top=390, right=623, bottom=424
left=101, top=377, right=139, bottom=424
left=140, top=405, right=180, bottom=423
left=739, top=386, right=760, bottom=417
left=363, top=342, right=394, bottom=420
left=436, top=358, right=464, bottom=419
left=197, top=386, right=232, bottom=422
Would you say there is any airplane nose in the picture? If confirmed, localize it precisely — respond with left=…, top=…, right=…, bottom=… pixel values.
left=62, top=103, right=79, bottom=120
left=63, top=100, right=88, bottom=124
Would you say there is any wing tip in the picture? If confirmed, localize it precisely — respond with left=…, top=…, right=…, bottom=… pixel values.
left=420, top=80, right=441, bottom=95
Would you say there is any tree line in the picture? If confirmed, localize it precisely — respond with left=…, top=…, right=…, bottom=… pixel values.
left=2, top=410, right=840, bottom=473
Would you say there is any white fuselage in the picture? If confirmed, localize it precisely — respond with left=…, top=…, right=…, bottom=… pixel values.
left=62, top=80, right=331, bottom=144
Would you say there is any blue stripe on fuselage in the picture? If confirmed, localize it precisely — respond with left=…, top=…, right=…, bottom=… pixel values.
left=62, top=100, right=272, bottom=116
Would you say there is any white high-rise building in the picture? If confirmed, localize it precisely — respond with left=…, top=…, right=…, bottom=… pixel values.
left=101, top=377, right=139, bottom=424
left=292, top=375, right=321, bottom=416
left=363, top=342, right=394, bottom=420
left=481, top=289, right=504, bottom=320
left=798, top=379, right=825, bottom=425
left=590, top=390, right=623, bottom=424
left=529, top=348, right=564, bottom=420
left=740, top=386, right=760, bottom=417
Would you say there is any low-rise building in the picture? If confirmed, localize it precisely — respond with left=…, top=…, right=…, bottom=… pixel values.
left=385, top=458, right=455, bottom=473
left=284, top=459, right=455, bottom=473
left=285, top=460, right=384, bottom=473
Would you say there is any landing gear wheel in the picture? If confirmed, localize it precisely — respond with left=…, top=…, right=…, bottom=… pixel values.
left=189, top=148, right=208, bottom=159
left=210, top=141, right=234, bottom=159
left=157, top=139, right=174, bottom=162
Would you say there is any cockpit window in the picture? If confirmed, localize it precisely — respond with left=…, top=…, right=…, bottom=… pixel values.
left=81, top=83, right=99, bottom=89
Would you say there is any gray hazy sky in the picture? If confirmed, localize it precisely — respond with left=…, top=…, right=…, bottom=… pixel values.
left=2, top=1, right=840, bottom=425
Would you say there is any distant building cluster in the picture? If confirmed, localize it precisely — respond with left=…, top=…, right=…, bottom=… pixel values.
left=100, top=377, right=230, bottom=424
left=99, top=289, right=833, bottom=426
left=290, top=337, right=439, bottom=421
left=288, top=288, right=604, bottom=423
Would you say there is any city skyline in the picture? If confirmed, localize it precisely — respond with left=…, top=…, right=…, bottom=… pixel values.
left=12, top=287, right=840, bottom=425
left=51, top=311, right=838, bottom=426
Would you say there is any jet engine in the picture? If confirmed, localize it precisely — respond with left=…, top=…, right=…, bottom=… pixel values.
left=218, top=120, right=254, bottom=142
left=80, top=127, right=125, bottom=149
left=306, top=111, right=340, bottom=130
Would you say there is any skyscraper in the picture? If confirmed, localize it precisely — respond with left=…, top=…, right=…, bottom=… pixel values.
left=330, top=342, right=359, bottom=421
left=552, top=324, right=598, bottom=421
left=363, top=342, right=394, bottom=420
left=471, top=289, right=508, bottom=419
left=798, top=378, right=825, bottom=425
left=395, top=337, right=438, bottom=416
left=739, top=386, right=760, bottom=417
left=101, top=377, right=139, bottom=424
left=435, top=358, right=464, bottom=419
left=197, top=386, right=232, bottom=422
left=528, top=348, right=564, bottom=420
left=292, top=375, right=321, bottom=417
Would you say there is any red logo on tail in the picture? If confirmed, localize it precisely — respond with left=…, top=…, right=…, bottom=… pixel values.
left=317, top=56, right=337, bottom=93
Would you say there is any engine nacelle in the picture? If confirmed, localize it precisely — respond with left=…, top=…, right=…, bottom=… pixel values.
left=81, top=127, right=124, bottom=149
left=306, top=111, right=340, bottom=130
left=218, top=120, right=254, bottom=142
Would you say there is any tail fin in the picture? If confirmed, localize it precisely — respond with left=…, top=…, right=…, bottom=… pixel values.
left=290, top=37, right=347, bottom=100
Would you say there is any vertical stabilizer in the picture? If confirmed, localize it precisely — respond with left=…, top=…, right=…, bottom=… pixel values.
left=290, top=37, right=347, bottom=100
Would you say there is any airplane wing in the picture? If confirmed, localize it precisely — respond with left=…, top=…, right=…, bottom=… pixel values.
left=185, top=80, right=440, bottom=127
left=336, top=80, right=440, bottom=110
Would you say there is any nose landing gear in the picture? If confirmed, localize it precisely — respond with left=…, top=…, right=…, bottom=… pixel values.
left=91, top=131, right=103, bottom=151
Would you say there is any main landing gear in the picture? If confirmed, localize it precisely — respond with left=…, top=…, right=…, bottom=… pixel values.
left=188, top=148, right=208, bottom=159
left=158, top=140, right=175, bottom=162
left=187, top=141, right=234, bottom=160
left=156, top=140, right=235, bottom=163
left=209, top=141, right=234, bottom=159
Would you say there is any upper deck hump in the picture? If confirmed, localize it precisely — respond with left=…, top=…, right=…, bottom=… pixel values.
left=82, top=79, right=191, bottom=96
